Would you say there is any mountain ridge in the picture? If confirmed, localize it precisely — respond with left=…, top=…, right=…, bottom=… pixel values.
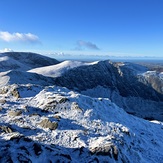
left=51, top=60, right=163, bottom=121
left=0, top=52, right=163, bottom=162
left=0, top=52, right=59, bottom=71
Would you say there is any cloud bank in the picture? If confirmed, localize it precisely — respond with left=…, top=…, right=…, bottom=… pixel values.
left=0, top=48, right=14, bottom=53
left=0, top=31, right=40, bottom=43
left=76, top=40, right=100, bottom=50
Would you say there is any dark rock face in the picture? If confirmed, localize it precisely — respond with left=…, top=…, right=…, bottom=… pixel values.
left=33, top=143, right=42, bottom=156
left=54, top=60, right=163, bottom=121
left=54, top=61, right=162, bottom=101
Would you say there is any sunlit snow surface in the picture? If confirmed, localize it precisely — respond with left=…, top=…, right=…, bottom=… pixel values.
left=0, top=84, right=163, bottom=162
left=28, top=60, right=98, bottom=77
left=0, top=52, right=163, bottom=162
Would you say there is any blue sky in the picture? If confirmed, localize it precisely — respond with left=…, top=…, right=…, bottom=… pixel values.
left=0, top=0, right=163, bottom=57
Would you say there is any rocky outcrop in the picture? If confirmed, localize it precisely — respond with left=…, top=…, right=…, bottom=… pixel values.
left=38, top=119, right=58, bottom=130
left=0, top=99, right=6, bottom=104
left=8, top=110, right=22, bottom=117
left=90, top=143, right=119, bottom=160
left=11, top=88, right=20, bottom=99
left=0, top=126, right=13, bottom=133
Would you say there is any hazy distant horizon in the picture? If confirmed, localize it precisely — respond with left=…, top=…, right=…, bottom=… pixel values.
left=47, top=53, right=163, bottom=63
left=1, top=50, right=163, bottom=63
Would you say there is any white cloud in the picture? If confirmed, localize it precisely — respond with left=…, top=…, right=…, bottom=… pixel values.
left=0, top=31, right=40, bottom=43
left=0, top=48, right=14, bottom=53
left=76, top=40, right=100, bottom=50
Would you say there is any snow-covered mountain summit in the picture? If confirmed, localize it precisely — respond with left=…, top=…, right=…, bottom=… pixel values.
left=29, top=60, right=87, bottom=77
left=28, top=60, right=98, bottom=77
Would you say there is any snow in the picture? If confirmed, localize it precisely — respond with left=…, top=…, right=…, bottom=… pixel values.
left=0, top=71, right=10, bottom=87
left=117, top=62, right=148, bottom=75
left=0, top=52, right=59, bottom=72
left=0, top=52, right=163, bottom=162
left=28, top=60, right=99, bottom=77
left=0, top=70, right=55, bottom=87
left=142, top=71, right=157, bottom=76
left=140, top=71, right=163, bottom=92
left=0, top=56, right=9, bottom=61
left=0, top=84, right=163, bottom=162
left=141, top=71, right=163, bottom=80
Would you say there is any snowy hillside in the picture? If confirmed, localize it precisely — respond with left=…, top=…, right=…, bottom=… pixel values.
left=0, top=70, right=55, bottom=87
left=0, top=52, right=59, bottom=71
left=0, top=52, right=163, bottom=162
left=28, top=60, right=98, bottom=77
left=52, top=60, right=163, bottom=121
left=0, top=84, right=163, bottom=162
left=139, top=70, right=163, bottom=94
left=28, top=60, right=87, bottom=77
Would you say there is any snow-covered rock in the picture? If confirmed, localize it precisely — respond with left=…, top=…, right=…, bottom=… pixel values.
left=0, top=85, right=163, bottom=162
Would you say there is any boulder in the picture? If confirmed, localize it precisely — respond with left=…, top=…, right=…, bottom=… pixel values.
left=38, top=119, right=58, bottom=130
left=11, top=88, right=20, bottom=99
left=90, top=143, right=118, bottom=160
left=0, top=99, right=6, bottom=104
left=0, top=126, right=13, bottom=133
left=8, top=110, right=22, bottom=117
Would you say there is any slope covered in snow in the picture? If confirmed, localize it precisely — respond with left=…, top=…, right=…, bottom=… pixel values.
left=0, top=84, right=163, bottom=162
left=28, top=60, right=98, bottom=77
left=139, top=70, right=163, bottom=94
left=0, top=52, right=163, bottom=162
left=53, top=60, right=163, bottom=121
left=0, top=52, right=59, bottom=71
left=0, top=70, right=55, bottom=87
left=28, top=60, right=87, bottom=77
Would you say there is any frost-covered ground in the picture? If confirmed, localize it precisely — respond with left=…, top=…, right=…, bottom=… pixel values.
left=0, top=84, right=163, bottom=162
left=0, top=52, right=163, bottom=162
